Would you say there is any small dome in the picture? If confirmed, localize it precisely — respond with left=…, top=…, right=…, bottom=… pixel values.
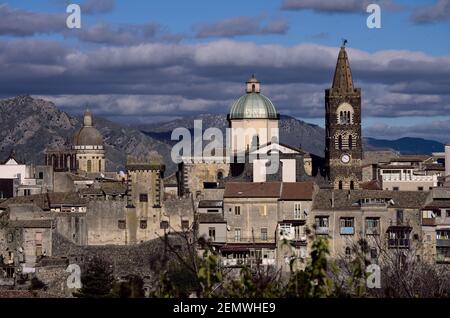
left=73, top=111, right=103, bottom=146
left=229, top=76, right=278, bottom=120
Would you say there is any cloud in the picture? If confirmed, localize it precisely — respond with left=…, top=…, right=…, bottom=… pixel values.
left=281, top=0, right=400, bottom=14
left=0, top=39, right=449, bottom=131
left=411, top=0, right=450, bottom=24
left=70, top=22, right=183, bottom=45
left=0, top=4, right=66, bottom=36
left=194, top=16, right=289, bottom=38
left=81, top=0, right=115, bottom=14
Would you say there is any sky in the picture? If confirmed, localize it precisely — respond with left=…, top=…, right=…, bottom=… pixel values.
left=1, top=0, right=450, bottom=142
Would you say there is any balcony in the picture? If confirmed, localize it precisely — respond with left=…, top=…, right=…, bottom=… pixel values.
left=437, top=239, right=450, bottom=247
left=365, top=227, right=380, bottom=235
left=316, top=227, right=329, bottom=235
left=422, top=218, right=436, bottom=226
left=388, top=239, right=410, bottom=249
left=340, top=227, right=355, bottom=235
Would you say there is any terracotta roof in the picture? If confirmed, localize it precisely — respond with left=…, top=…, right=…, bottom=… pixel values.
left=224, top=182, right=281, bottom=198
left=280, top=181, right=315, bottom=200
left=360, top=180, right=382, bottom=190
left=312, top=189, right=429, bottom=210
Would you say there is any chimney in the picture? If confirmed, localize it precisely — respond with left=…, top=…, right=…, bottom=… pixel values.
left=446, top=144, right=450, bottom=181
left=331, top=190, right=335, bottom=208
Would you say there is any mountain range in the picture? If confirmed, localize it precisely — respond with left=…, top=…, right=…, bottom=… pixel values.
left=0, top=96, right=445, bottom=174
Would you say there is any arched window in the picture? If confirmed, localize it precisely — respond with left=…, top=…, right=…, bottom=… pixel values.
left=217, top=171, right=223, bottom=181
left=87, top=160, right=92, bottom=173
left=338, top=135, right=343, bottom=150
left=337, top=103, right=354, bottom=124
left=338, top=181, right=343, bottom=190
left=252, top=84, right=255, bottom=92
left=350, top=181, right=355, bottom=190
left=348, top=135, right=353, bottom=150
left=345, top=247, right=352, bottom=258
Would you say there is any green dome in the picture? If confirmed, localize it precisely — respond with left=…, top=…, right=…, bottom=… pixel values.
left=229, top=92, right=278, bottom=120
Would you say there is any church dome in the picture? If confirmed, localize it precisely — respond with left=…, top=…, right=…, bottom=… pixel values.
left=229, top=75, right=278, bottom=120
left=73, top=111, right=103, bottom=146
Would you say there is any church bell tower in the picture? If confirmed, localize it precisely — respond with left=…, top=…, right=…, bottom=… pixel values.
left=325, top=42, right=362, bottom=190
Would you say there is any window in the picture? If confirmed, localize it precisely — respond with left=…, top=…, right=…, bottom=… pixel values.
left=207, top=209, right=219, bottom=213
left=118, top=220, right=126, bottom=229
left=388, top=228, right=411, bottom=248
left=261, top=228, right=268, bottom=241
left=315, top=216, right=329, bottom=234
left=208, top=227, right=216, bottom=241
left=217, top=171, right=223, bottom=181
left=446, top=210, right=450, bottom=217
left=181, top=220, right=189, bottom=231
left=345, top=247, right=352, bottom=258
left=234, top=228, right=241, bottom=242
left=99, top=160, right=102, bottom=172
left=279, top=224, right=291, bottom=237
left=340, top=218, right=354, bottom=235
left=370, top=248, right=378, bottom=260
left=160, top=220, right=169, bottom=230
left=294, top=203, right=302, bottom=219
left=24, top=189, right=31, bottom=196
left=437, top=230, right=450, bottom=240
left=338, top=135, right=343, bottom=150
left=436, top=210, right=442, bottom=217
left=393, top=187, right=399, bottom=191
left=234, top=206, right=241, bottom=216
left=348, top=135, right=353, bottom=150
left=140, top=220, right=147, bottom=229
left=260, top=205, right=267, bottom=217
left=396, top=210, right=404, bottom=225
left=418, top=187, right=424, bottom=191
left=38, top=172, right=44, bottom=179
left=350, top=181, right=355, bottom=190
left=87, top=160, right=92, bottom=173
left=139, top=193, right=148, bottom=202
left=338, top=181, right=343, bottom=190
left=366, top=218, right=380, bottom=235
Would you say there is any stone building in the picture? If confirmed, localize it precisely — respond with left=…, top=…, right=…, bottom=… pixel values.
left=221, top=181, right=316, bottom=270
left=325, top=44, right=363, bottom=190
left=310, top=190, right=428, bottom=260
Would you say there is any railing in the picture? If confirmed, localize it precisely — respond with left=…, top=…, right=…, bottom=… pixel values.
left=437, top=239, right=450, bottom=247
left=221, top=258, right=276, bottom=267
left=230, top=236, right=276, bottom=243
left=422, top=218, right=436, bottom=226
left=340, top=227, right=355, bottom=235
left=365, top=227, right=380, bottom=235
left=316, top=227, right=329, bottom=235
left=388, top=239, right=410, bottom=249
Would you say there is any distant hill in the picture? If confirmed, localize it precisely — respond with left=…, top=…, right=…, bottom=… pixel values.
left=364, top=137, right=444, bottom=155
left=0, top=96, right=444, bottom=176
left=0, top=96, right=173, bottom=173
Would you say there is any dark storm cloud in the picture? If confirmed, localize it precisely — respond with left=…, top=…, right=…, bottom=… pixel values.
left=1, top=39, right=450, bottom=124
left=411, top=0, right=450, bottom=24
left=0, top=4, right=66, bottom=36
left=194, top=16, right=289, bottom=38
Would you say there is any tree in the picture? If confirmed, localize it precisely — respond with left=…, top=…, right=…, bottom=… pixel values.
left=75, top=257, right=115, bottom=298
